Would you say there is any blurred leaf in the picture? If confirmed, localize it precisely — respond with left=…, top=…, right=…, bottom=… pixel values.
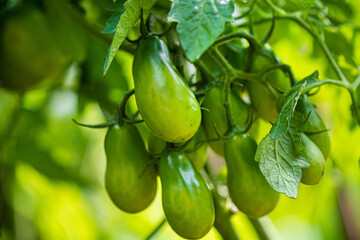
left=168, top=0, right=234, bottom=62
left=320, top=0, right=354, bottom=22
left=17, top=147, right=93, bottom=186
left=5, top=109, right=94, bottom=187
left=80, top=38, right=130, bottom=116
left=44, top=0, right=89, bottom=62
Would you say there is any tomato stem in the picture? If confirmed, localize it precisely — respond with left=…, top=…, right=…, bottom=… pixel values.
left=235, top=0, right=258, bottom=20
left=211, top=48, right=239, bottom=134
left=204, top=165, right=241, bottom=240
left=261, top=10, right=276, bottom=45
left=249, top=217, right=281, bottom=240
left=145, top=219, right=166, bottom=240
left=72, top=119, right=116, bottom=129
left=118, top=89, right=135, bottom=126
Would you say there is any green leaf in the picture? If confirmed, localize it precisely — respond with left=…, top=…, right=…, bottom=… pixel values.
left=255, top=131, right=310, bottom=198
left=102, top=12, right=124, bottom=34
left=168, top=0, right=234, bottom=62
left=270, top=72, right=319, bottom=140
left=107, top=0, right=126, bottom=11
left=103, top=0, right=157, bottom=76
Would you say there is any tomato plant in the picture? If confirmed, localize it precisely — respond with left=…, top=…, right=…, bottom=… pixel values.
left=1, top=0, right=360, bottom=240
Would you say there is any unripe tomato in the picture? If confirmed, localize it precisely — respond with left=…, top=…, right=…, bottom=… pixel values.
left=147, top=132, right=166, bottom=155
left=202, top=86, right=250, bottom=156
left=185, top=126, right=208, bottom=171
left=247, top=49, right=291, bottom=122
left=133, top=36, right=201, bottom=143
left=224, top=134, right=280, bottom=218
left=104, top=124, right=157, bottom=213
left=296, top=96, right=331, bottom=159
left=159, top=151, right=215, bottom=239
left=300, top=133, right=326, bottom=185
left=0, top=4, right=68, bottom=92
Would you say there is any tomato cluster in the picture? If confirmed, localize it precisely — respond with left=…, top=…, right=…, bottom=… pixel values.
left=103, top=35, right=331, bottom=239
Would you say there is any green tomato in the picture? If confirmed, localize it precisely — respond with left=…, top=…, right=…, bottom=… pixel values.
left=185, top=126, right=208, bottom=171
left=159, top=151, right=215, bottom=239
left=300, top=133, right=326, bottom=185
left=224, top=134, right=280, bottom=218
left=133, top=36, right=201, bottom=143
left=104, top=124, right=157, bottom=213
left=147, top=132, right=166, bottom=155
left=202, top=86, right=250, bottom=156
left=248, top=82, right=279, bottom=123
left=0, top=4, right=68, bottom=92
left=296, top=96, right=331, bottom=159
left=247, top=49, right=291, bottom=122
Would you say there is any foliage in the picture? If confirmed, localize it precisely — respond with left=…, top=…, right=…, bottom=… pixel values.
left=1, top=0, right=360, bottom=239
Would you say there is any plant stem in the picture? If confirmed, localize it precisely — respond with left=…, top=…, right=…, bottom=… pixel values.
left=235, top=0, right=258, bottom=20
left=145, top=218, right=166, bottom=240
left=249, top=217, right=281, bottom=240
left=72, top=119, right=116, bottom=129
left=213, top=31, right=261, bottom=50
left=348, top=90, right=360, bottom=125
left=204, top=165, right=241, bottom=240
left=118, top=89, right=135, bottom=126
left=214, top=198, right=240, bottom=240
left=254, top=0, right=348, bottom=85
left=211, top=48, right=237, bottom=133
left=301, top=79, right=349, bottom=94
left=290, top=16, right=349, bottom=84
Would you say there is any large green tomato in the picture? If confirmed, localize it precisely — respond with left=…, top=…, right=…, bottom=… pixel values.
left=104, top=124, right=157, bottom=213
left=133, top=36, right=201, bottom=143
left=247, top=49, right=291, bottom=122
left=300, top=134, right=326, bottom=185
left=296, top=96, right=331, bottom=159
left=202, top=86, right=250, bottom=156
left=0, top=4, right=68, bottom=92
left=224, top=134, right=280, bottom=218
left=159, top=151, right=215, bottom=239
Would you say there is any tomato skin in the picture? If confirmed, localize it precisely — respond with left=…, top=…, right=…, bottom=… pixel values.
left=0, top=5, right=67, bottom=92
left=133, top=36, right=201, bottom=143
left=247, top=49, right=291, bottom=122
left=300, top=134, right=326, bottom=185
left=296, top=96, right=331, bottom=160
left=147, top=132, right=166, bottom=155
left=202, top=87, right=250, bottom=156
left=185, top=126, right=208, bottom=171
left=104, top=124, right=157, bottom=213
left=159, top=151, right=214, bottom=239
left=248, top=83, right=279, bottom=123
left=224, top=134, right=279, bottom=218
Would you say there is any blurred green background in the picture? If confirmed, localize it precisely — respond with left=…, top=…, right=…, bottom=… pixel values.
left=1, top=0, right=360, bottom=239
